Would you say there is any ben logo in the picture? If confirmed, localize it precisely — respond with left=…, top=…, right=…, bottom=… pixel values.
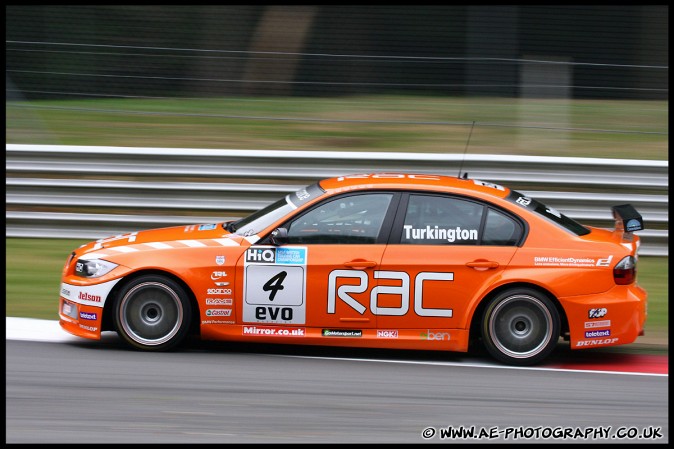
left=246, top=248, right=276, bottom=264
left=421, top=330, right=450, bottom=341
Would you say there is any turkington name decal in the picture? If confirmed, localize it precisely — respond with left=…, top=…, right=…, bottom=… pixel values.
left=403, top=225, right=478, bottom=243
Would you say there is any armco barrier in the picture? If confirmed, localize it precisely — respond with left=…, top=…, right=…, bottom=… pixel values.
left=5, top=144, right=668, bottom=256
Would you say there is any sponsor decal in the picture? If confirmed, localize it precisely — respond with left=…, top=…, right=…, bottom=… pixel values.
left=421, top=330, right=450, bottom=341
left=403, top=225, right=478, bottom=243
left=210, top=271, right=228, bottom=280
left=328, top=270, right=453, bottom=318
left=576, top=338, right=619, bottom=347
left=184, top=225, right=195, bottom=232
left=588, top=308, right=608, bottom=319
left=336, top=173, right=441, bottom=182
left=545, top=207, right=562, bottom=218
left=473, top=180, right=505, bottom=191
left=533, top=256, right=612, bottom=268
left=295, top=189, right=311, bottom=201
left=61, top=280, right=121, bottom=306
left=242, top=326, right=306, bottom=337
left=215, top=255, right=225, bottom=265
left=205, top=309, right=232, bottom=317
left=79, top=292, right=102, bottom=302
left=205, top=298, right=233, bottom=306
left=243, top=246, right=308, bottom=325
left=322, top=329, right=363, bottom=337
left=595, top=255, right=614, bottom=267
left=214, top=281, right=230, bottom=286
left=585, top=329, right=611, bottom=338
left=377, top=330, right=399, bottom=338
left=275, top=247, right=307, bottom=265
left=201, top=320, right=235, bottom=325
left=79, top=324, right=98, bottom=332
left=198, top=224, right=217, bottom=231
left=625, top=219, right=642, bottom=232
left=207, top=288, right=232, bottom=295
left=246, top=248, right=277, bottom=264
left=79, top=311, right=98, bottom=320
left=584, top=320, right=611, bottom=329
left=515, top=196, right=532, bottom=206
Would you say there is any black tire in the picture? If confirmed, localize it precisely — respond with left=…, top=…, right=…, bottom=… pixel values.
left=481, top=288, right=560, bottom=365
left=113, top=275, right=192, bottom=351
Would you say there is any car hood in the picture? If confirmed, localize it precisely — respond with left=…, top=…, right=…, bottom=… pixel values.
left=76, top=222, right=257, bottom=258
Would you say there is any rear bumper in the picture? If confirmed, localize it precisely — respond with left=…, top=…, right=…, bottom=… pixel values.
left=561, top=283, right=647, bottom=350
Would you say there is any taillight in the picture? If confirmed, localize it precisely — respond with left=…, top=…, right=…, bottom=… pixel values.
left=613, top=256, right=637, bottom=285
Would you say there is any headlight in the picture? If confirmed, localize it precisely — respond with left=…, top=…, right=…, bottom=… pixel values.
left=75, top=259, right=118, bottom=278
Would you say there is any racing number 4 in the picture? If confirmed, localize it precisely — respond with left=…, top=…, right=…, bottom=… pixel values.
left=263, top=271, right=287, bottom=301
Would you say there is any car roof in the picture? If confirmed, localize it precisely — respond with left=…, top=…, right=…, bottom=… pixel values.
left=319, top=173, right=512, bottom=200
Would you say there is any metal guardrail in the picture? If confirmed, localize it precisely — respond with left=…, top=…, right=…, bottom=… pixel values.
left=5, top=144, right=668, bottom=256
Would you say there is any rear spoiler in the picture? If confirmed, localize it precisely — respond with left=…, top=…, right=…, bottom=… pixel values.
left=612, top=204, right=644, bottom=233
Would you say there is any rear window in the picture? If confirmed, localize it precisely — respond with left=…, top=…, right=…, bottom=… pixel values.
left=507, top=191, right=590, bottom=236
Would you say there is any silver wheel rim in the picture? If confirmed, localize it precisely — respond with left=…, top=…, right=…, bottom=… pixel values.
left=119, top=281, right=183, bottom=346
left=488, top=294, right=554, bottom=359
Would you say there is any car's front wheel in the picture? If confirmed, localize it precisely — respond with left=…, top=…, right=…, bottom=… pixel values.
left=481, top=288, right=560, bottom=365
left=114, top=275, right=192, bottom=351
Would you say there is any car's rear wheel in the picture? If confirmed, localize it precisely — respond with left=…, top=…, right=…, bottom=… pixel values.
left=114, top=275, right=192, bottom=351
left=481, top=288, right=560, bottom=365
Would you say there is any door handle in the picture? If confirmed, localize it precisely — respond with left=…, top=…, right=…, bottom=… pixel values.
left=343, top=259, right=377, bottom=268
left=466, top=260, right=499, bottom=270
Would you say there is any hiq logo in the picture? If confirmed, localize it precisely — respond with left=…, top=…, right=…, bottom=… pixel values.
left=79, top=311, right=98, bottom=320
left=246, top=248, right=276, bottom=263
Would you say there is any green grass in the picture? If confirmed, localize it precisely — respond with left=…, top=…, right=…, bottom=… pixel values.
left=6, top=95, right=668, bottom=159
left=5, top=237, right=668, bottom=348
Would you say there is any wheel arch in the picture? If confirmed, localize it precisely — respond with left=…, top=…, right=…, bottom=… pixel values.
left=102, top=269, right=201, bottom=337
left=468, top=282, right=569, bottom=347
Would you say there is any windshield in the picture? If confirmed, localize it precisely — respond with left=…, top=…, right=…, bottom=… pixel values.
left=224, top=182, right=326, bottom=237
left=507, top=190, right=590, bottom=236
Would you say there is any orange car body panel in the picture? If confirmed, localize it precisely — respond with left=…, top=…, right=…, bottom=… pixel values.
left=58, top=173, right=647, bottom=353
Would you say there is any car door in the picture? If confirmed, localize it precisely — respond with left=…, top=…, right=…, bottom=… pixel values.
left=376, top=192, right=523, bottom=331
left=240, top=191, right=400, bottom=331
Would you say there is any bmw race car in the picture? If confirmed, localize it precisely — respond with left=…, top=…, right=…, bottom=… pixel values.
left=58, top=173, right=647, bottom=365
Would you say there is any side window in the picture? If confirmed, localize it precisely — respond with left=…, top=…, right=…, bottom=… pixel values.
left=482, top=208, right=522, bottom=246
left=401, top=195, right=483, bottom=245
left=286, top=193, right=393, bottom=244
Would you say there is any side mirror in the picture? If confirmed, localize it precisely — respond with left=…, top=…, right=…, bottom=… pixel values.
left=269, top=227, right=289, bottom=246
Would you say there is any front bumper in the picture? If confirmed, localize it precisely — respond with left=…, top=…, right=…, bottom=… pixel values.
left=58, top=279, right=122, bottom=340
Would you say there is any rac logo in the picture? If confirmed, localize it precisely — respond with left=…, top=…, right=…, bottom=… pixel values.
left=328, top=270, right=454, bottom=318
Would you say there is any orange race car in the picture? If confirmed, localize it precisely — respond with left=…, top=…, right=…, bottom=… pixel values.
left=58, top=173, right=647, bottom=365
